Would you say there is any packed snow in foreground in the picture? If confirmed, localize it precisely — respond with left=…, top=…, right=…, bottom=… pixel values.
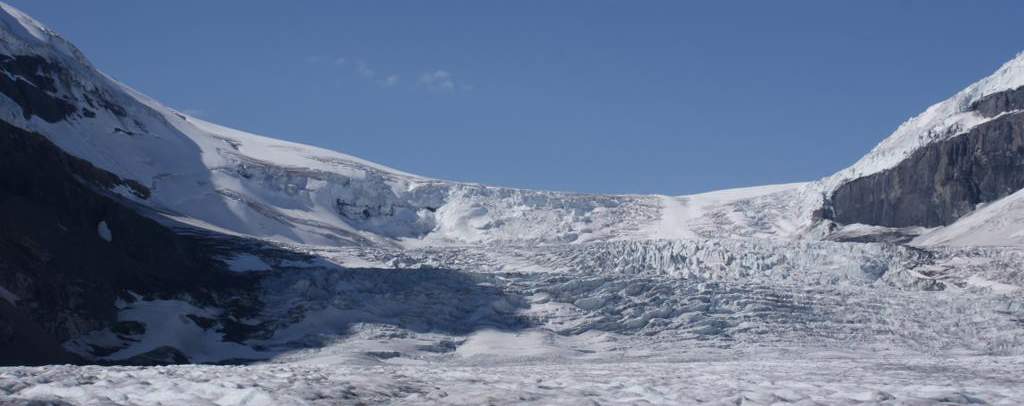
left=5, top=354, right=1024, bottom=405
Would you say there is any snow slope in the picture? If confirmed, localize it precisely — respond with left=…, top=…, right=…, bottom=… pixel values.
left=644, top=183, right=806, bottom=240
left=914, top=188, right=1024, bottom=247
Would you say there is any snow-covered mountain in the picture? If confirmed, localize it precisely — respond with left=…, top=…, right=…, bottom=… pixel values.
left=0, top=3, right=818, bottom=249
left=3, top=3, right=1024, bottom=404
left=7, top=0, right=1023, bottom=250
left=8, top=0, right=1024, bottom=252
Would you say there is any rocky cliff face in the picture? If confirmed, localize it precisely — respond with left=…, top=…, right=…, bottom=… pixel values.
left=0, top=120, right=261, bottom=365
left=826, top=87, right=1024, bottom=228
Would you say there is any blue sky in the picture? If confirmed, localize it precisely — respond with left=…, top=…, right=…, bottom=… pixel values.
left=8, top=1, right=1024, bottom=194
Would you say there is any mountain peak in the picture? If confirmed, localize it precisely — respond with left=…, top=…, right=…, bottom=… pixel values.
left=0, top=3, right=50, bottom=42
left=0, top=2, right=87, bottom=64
left=969, top=51, right=1024, bottom=94
left=821, top=51, right=1024, bottom=193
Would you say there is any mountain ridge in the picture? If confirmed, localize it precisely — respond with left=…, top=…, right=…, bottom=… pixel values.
left=3, top=2, right=1024, bottom=250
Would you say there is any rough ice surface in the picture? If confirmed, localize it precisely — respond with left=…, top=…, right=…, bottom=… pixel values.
left=25, top=241, right=1024, bottom=404
left=3, top=2, right=1024, bottom=405
left=4, top=355, right=1024, bottom=405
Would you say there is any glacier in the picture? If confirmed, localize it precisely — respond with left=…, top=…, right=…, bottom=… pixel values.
left=2, top=2, right=1024, bottom=405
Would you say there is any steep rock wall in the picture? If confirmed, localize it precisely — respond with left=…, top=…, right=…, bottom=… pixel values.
left=827, top=88, right=1024, bottom=228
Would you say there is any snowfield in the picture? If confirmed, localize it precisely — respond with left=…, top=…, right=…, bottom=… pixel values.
left=5, top=354, right=1024, bottom=405
left=3, top=2, right=1024, bottom=405
left=914, top=188, right=1024, bottom=248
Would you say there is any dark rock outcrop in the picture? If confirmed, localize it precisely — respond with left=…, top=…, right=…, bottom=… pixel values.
left=826, top=92, right=1024, bottom=228
left=970, top=85, right=1024, bottom=118
left=0, top=54, right=77, bottom=122
left=0, top=53, right=134, bottom=124
left=0, top=119, right=261, bottom=366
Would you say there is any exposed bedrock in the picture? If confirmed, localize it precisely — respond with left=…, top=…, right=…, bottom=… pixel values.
left=971, top=85, right=1024, bottom=118
left=0, top=54, right=77, bottom=122
left=827, top=88, right=1024, bottom=228
left=0, top=53, right=138, bottom=126
left=0, top=120, right=261, bottom=365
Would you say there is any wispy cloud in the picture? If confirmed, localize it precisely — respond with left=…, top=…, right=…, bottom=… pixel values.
left=419, top=70, right=454, bottom=90
left=418, top=70, right=470, bottom=92
left=380, top=74, right=400, bottom=87
left=355, top=59, right=376, bottom=78
left=312, top=55, right=467, bottom=92
left=351, top=59, right=401, bottom=87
